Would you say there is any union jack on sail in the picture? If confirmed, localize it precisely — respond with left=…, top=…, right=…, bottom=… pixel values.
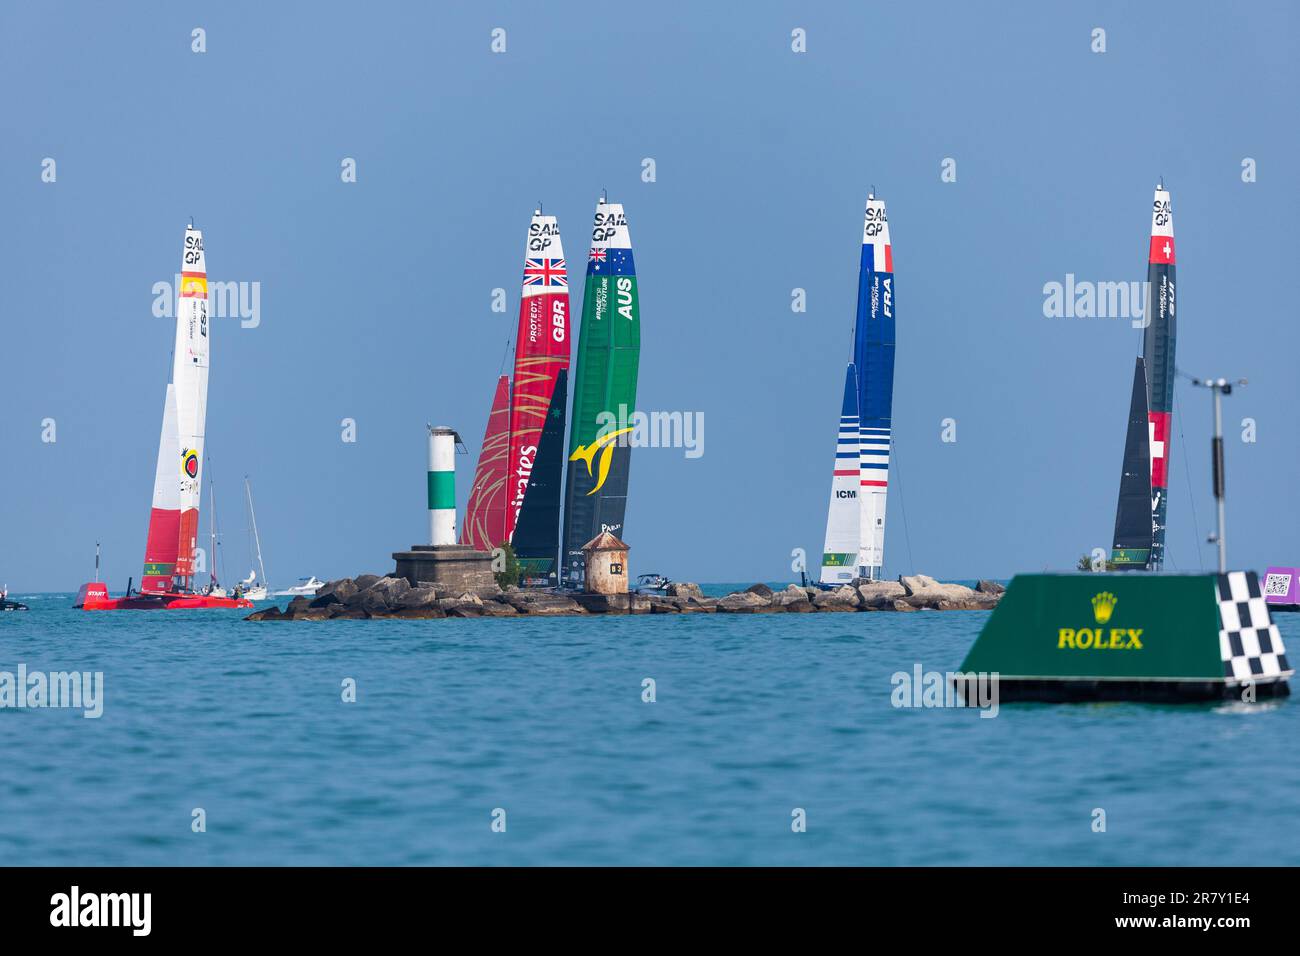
left=523, top=257, right=567, bottom=288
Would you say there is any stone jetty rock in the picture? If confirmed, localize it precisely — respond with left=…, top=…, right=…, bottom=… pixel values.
left=901, top=584, right=979, bottom=609
left=813, top=586, right=860, bottom=610
left=393, top=586, right=440, bottom=611
left=368, top=576, right=411, bottom=602
left=446, top=604, right=484, bottom=618
left=898, top=574, right=940, bottom=595
left=716, top=590, right=772, bottom=613
left=387, top=606, right=447, bottom=619
left=504, top=592, right=586, bottom=616
left=311, top=578, right=358, bottom=608
left=245, top=568, right=1007, bottom=623
left=575, top=593, right=650, bottom=614
left=856, top=581, right=906, bottom=608
left=329, top=605, right=369, bottom=620
left=774, top=584, right=810, bottom=606
left=674, top=597, right=717, bottom=613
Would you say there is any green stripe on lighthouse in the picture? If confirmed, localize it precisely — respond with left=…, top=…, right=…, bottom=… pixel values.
left=428, top=471, right=455, bottom=511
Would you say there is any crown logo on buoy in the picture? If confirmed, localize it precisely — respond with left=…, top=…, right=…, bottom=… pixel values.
left=1091, top=591, right=1117, bottom=624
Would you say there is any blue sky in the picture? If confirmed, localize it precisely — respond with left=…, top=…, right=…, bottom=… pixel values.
left=1, top=1, right=1296, bottom=590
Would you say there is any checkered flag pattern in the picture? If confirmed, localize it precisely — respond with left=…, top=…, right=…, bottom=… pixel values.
left=1217, top=572, right=1292, bottom=681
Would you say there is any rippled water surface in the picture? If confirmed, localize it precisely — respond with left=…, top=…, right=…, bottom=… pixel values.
left=2, top=591, right=1295, bottom=865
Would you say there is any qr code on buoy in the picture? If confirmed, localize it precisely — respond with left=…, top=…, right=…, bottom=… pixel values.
left=1264, top=573, right=1292, bottom=597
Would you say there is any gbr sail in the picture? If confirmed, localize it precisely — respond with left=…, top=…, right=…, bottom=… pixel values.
left=560, top=198, right=641, bottom=589
left=460, top=374, right=511, bottom=552
left=854, top=195, right=896, bottom=579
left=1142, top=184, right=1176, bottom=570
left=143, top=226, right=210, bottom=593
left=506, top=210, right=570, bottom=577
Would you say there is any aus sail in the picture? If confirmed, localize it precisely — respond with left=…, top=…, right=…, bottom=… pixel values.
left=854, top=195, right=896, bottom=580
left=560, top=198, right=640, bottom=589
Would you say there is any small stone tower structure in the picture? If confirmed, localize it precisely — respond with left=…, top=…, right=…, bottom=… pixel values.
left=582, top=531, right=629, bottom=595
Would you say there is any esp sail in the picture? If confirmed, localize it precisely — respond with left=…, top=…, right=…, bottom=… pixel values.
left=460, top=374, right=511, bottom=552
left=143, top=225, right=210, bottom=592
left=505, top=210, right=570, bottom=575
left=1142, top=184, right=1176, bottom=570
left=559, top=198, right=641, bottom=589
left=1110, top=357, right=1154, bottom=568
left=854, top=195, right=896, bottom=579
left=819, top=364, right=860, bottom=584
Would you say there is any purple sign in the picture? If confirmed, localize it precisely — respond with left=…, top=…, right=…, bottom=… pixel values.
left=1263, top=567, right=1298, bottom=605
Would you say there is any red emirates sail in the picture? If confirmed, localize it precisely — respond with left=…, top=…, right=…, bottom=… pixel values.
left=505, top=210, right=570, bottom=543
left=460, top=374, right=511, bottom=551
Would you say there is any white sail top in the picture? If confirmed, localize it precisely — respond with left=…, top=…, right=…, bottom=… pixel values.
left=862, top=195, right=891, bottom=248
left=591, top=200, right=631, bottom=251
left=522, top=213, right=566, bottom=298
left=1150, top=185, right=1173, bottom=238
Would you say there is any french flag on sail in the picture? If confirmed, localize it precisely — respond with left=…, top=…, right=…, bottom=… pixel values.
left=861, top=243, right=893, bottom=275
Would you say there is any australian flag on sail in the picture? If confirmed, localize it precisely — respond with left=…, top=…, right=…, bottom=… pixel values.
left=524, top=257, right=568, bottom=288
left=588, top=247, right=635, bottom=277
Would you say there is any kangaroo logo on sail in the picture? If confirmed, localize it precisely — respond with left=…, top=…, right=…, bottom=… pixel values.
left=570, top=427, right=635, bottom=495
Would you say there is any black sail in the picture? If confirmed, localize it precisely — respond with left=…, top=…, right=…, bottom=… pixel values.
left=1110, top=357, right=1154, bottom=569
left=512, top=369, right=568, bottom=582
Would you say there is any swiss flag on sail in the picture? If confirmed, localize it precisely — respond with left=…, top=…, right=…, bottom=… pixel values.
left=1149, top=236, right=1175, bottom=265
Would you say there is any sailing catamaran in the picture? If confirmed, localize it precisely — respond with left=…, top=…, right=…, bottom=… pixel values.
left=240, top=476, right=269, bottom=600
left=559, top=197, right=641, bottom=590
left=501, top=209, right=571, bottom=581
left=1110, top=183, right=1177, bottom=570
left=820, top=194, right=897, bottom=584
left=76, top=224, right=251, bottom=610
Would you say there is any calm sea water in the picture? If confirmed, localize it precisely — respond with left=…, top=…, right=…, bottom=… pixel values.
left=1, top=588, right=1296, bottom=866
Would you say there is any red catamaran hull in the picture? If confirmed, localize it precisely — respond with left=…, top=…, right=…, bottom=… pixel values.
left=75, top=583, right=252, bottom=610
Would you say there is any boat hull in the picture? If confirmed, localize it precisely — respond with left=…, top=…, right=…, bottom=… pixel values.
left=75, top=582, right=251, bottom=610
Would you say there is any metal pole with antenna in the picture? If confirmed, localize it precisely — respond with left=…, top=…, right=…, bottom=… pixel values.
left=1191, top=376, right=1247, bottom=573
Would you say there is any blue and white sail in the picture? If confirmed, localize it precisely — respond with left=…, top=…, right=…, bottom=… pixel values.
left=820, top=195, right=897, bottom=583
left=819, top=363, right=861, bottom=583
left=853, top=194, right=895, bottom=579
